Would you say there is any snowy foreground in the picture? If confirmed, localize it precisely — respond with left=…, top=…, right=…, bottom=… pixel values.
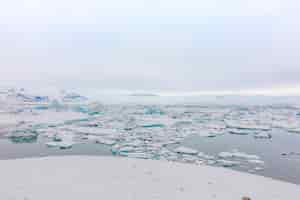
left=1, top=156, right=300, bottom=200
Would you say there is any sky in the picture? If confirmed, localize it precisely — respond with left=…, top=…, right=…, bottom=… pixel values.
left=0, top=0, right=299, bottom=95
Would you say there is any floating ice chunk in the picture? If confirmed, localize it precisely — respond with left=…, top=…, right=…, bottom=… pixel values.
left=232, top=152, right=260, bottom=160
left=174, top=146, right=198, bottom=155
left=197, top=130, right=222, bottom=137
left=254, top=132, right=272, bottom=139
left=121, top=152, right=153, bottom=159
left=203, top=123, right=226, bottom=130
left=181, top=155, right=198, bottom=163
left=46, top=131, right=75, bottom=149
left=218, top=152, right=234, bottom=158
left=53, top=132, right=75, bottom=142
left=119, top=146, right=136, bottom=153
left=173, top=120, right=193, bottom=127
left=95, top=138, right=116, bottom=145
left=8, top=132, right=38, bottom=143
left=138, top=116, right=172, bottom=128
left=253, top=125, right=271, bottom=131
left=46, top=142, right=59, bottom=147
left=141, top=124, right=165, bottom=128
left=46, top=141, right=74, bottom=149
left=254, top=167, right=264, bottom=171
left=207, top=160, right=217, bottom=165
left=124, top=140, right=145, bottom=147
left=15, top=93, right=49, bottom=103
left=226, top=121, right=271, bottom=131
left=217, top=160, right=240, bottom=167
left=287, top=128, right=300, bottom=134
left=229, top=129, right=251, bottom=135
left=218, top=151, right=260, bottom=160
left=62, top=92, right=88, bottom=102
left=71, top=127, right=117, bottom=136
left=53, top=135, right=63, bottom=142
left=198, top=152, right=215, bottom=160
left=248, top=160, right=265, bottom=165
left=111, top=144, right=121, bottom=154
left=130, top=93, right=158, bottom=97
left=195, top=160, right=205, bottom=165
left=272, top=120, right=299, bottom=129
left=144, top=107, right=165, bottom=115
left=197, top=130, right=212, bottom=137
left=281, top=152, right=300, bottom=156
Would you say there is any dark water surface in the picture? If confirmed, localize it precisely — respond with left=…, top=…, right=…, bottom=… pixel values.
left=1, top=129, right=300, bottom=185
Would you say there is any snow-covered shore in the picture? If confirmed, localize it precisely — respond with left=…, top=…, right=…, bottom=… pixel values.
left=0, top=156, right=299, bottom=200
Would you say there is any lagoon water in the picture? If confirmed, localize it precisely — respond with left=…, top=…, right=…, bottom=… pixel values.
left=1, top=128, right=300, bottom=184
left=1, top=91, right=300, bottom=184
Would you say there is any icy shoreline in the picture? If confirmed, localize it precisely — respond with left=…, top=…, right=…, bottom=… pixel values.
left=0, top=156, right=300, bottom=200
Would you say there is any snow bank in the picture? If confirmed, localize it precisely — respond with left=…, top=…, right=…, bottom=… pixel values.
left=0, top=156, right=299, bottom=200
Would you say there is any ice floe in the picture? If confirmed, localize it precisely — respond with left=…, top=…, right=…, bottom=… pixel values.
left=254, top=132, right=272, bottom=139
left=174, top=146, right=198, bottom=155
left=2, top=88, right=300, bottom=178
left=218, top=150, right=260, bottom=160
left=46, top=141, right=74, bottom=149
left=217, top=160, right=241, bottom=167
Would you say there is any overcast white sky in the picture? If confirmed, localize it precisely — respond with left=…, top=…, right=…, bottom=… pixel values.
left=0, top=0, right=299, bottom=94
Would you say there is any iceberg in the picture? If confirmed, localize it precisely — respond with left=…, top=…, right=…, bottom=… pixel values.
left=120, top=152, right=153, bottom=159
left=62, top=92, right=88, bottom=102
left=141, top=124, right=165, bottom=128
left=144, top=107, right=165, bottom=115
left=118, top=146, right=136, bottom=153
left=287, top=128, right=300, bottom=134
left=254, top=132, right=272, bottom=139
left=197, top=130, right=221, bottom=137
left=226, top=121, right=271, bottom=131
left=46, top=131, right=75, bottom=149
left=15, top=93, right=49, bottom=103
left=181, top=154, right=198, bottom=163
left=46, top=141, right=74, bottom=149
left=217, top=160, right=241, bottom=167
left=197, top=152, right=215, bottom=160
left=4, top=88, right=300, bottom=179
left=8, top=132, right=38, bottom=143
left=174, top=146, right=198, bottom=155
left=218, top=150, right=260, bottom=160
left=95, top=138, right=117, bottom=145
left=229, top=129, right=251, bottom=135
left=248, top=160, right=265, bottom=165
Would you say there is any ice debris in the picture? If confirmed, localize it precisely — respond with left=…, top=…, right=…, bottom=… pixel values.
left=254, top=132, right=272, bottom=139
left=174, top=146, right=198, bottom=155
left=62, top=92, right=88, bottom=102
left=218, top=160, right=241, bottom=167
left=3, top=88, right=300, bottom=175
left=46, top=141, right=74, bottom=149
left=229, top=129, right=251, bottom=135
left=218, top=150, right=260, bottom=160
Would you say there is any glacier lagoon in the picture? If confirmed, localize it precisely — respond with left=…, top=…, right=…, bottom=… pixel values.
left=1, top=88, right=300, bottom=184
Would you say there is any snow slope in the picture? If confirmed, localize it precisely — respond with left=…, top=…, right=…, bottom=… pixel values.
left=0, top=156, right=299, bottom=200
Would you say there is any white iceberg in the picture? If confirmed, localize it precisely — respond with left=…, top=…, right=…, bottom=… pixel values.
left=174, top=146, right=198, bottom=155
left=217, top=159, right=241, bottom=167
left=254, top=132, right=272, bottom=139
left=218, top=151, right=260, bottom=160
left=46, top=141, right=74, bottom=149
left=248, top=160, right=265, bottom=165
